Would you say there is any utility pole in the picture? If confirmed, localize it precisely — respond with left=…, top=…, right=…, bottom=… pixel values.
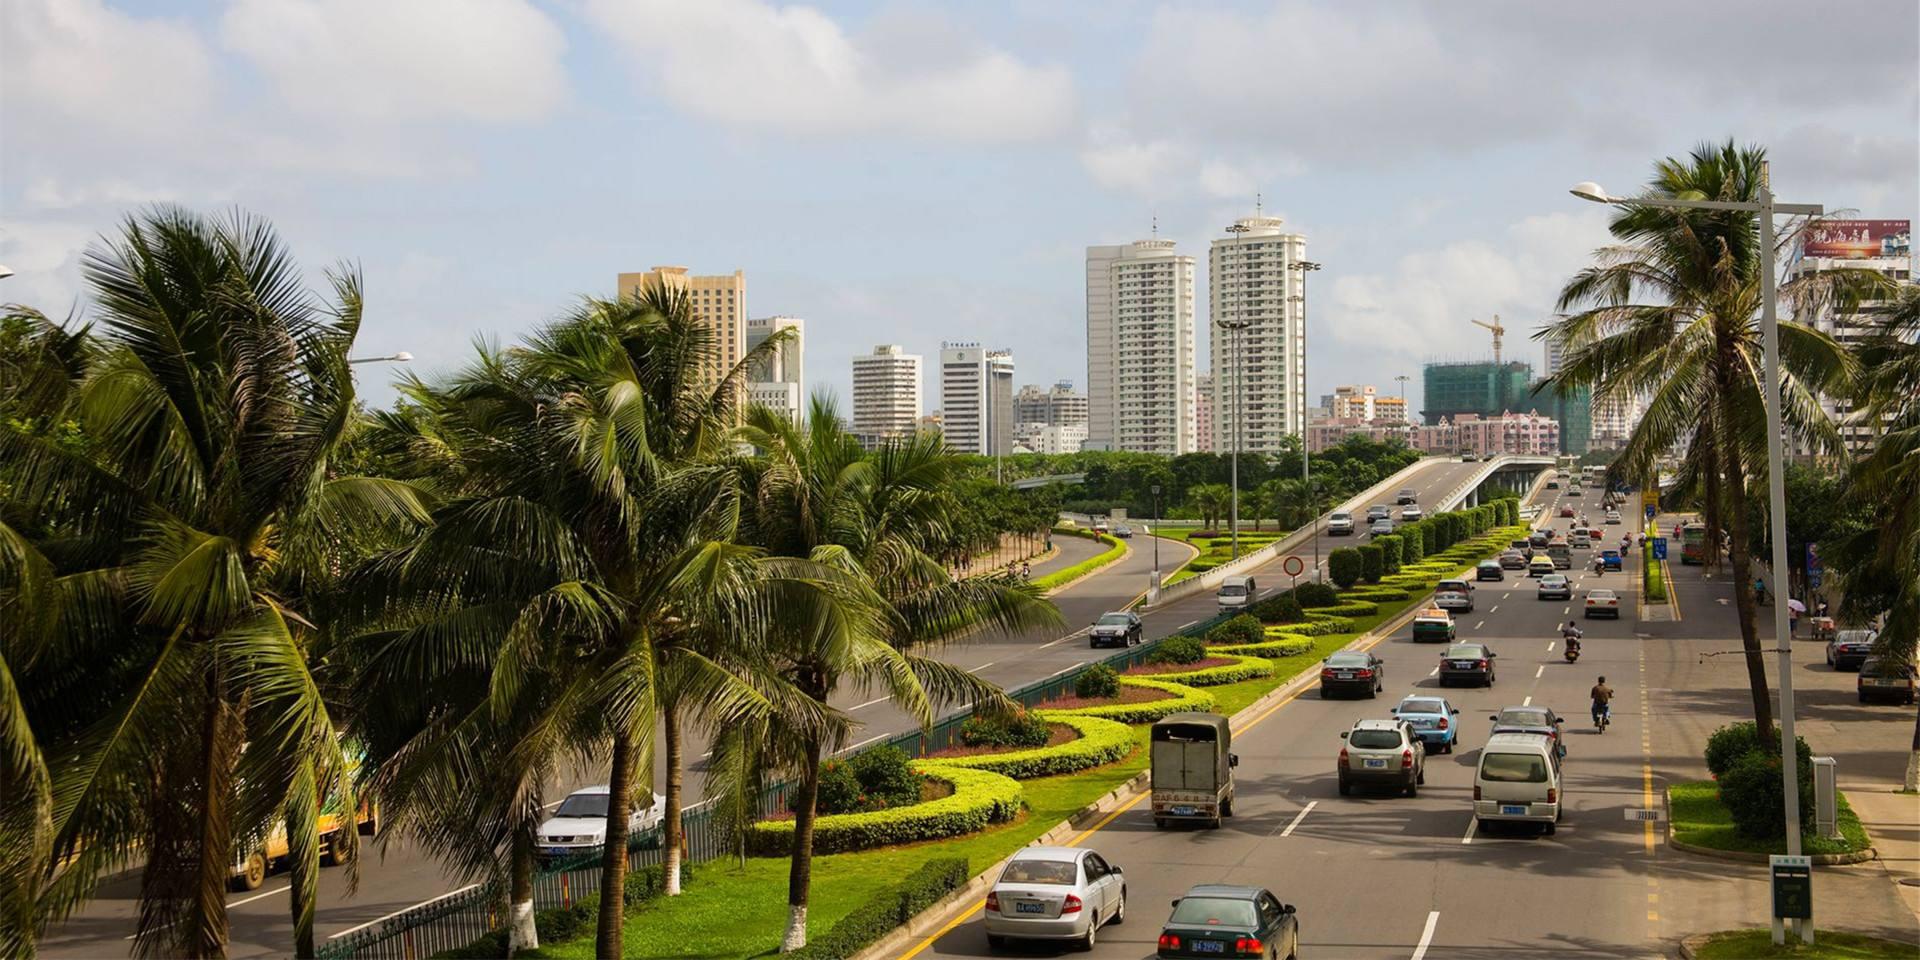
left=1292, top=259, right=1322, bottom=580
left=1220, top=219, right=1252, bottom=560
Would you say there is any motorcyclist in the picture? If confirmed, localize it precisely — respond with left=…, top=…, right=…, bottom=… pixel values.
left=1590, top=676, right=1614, bottom=727
left=1561, top=620, right=1583, bottom=655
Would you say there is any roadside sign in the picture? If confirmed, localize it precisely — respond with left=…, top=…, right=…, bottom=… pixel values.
left=1770, top=855, right=1812, bottom=920
left=1645, top=504, right=1657, bottom=520
left=1651, top=538, right=1668, bottom=561
left=1624, top=808, right=1666, bottom=822
left=1282, top=556, right=1305, bottom=577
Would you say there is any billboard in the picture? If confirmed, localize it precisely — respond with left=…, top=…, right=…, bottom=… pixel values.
left=1802, top=219, right=1911, bottom=260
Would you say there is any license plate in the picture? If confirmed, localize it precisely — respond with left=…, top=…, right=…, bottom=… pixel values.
left=1453, top=662, right=1476, bottom=669
left=1171, top=805, right=1196, bottom=816
left=1501, top=805, right=1527, bottom=816
left=1869, top=678, right=1901, bottom=686
left=1337, top=672, right=1353, bottom=679
left=541, top=846, right=572, bottom=856
left=1193, top=941, right=1227, bottom=954
left=1363, top=758, right=1388, bottom=768
left=1015, top=901, right=1045, bottom=914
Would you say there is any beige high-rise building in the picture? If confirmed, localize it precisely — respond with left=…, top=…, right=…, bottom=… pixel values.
left=1085, top=238, right=1198, bottom=454
left=1210, top=215, right=1307, bottom=455
left=851, top=345, right=923, bottom=447
left=616, top=266, right=746, bottom=385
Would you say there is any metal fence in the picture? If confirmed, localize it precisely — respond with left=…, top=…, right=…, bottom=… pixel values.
left=319, top=615, right=1231, bottom=959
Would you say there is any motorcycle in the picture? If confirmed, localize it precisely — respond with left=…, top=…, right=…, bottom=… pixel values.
left=1563, top=644, right=1580, bottom=663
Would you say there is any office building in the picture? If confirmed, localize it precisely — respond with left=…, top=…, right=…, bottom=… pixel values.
left=617, top=266, right=745, bottom=387
left=744, top=315, right=805, bottom=423
left=939, top=343, right=1016, bottom=456
left=1086, top=238, right=1198, bottom=454
left=1590, top=393, right=1644, bottom=451
left=851, top=345, right=922, bottom=446
left=1209, top=215, right=1308, bottom=455
left=1014, top=381, right=1089, bottom=430
left=1013, top=423, right=1089, bottom=455
left=1328, top=384, right=1408, bottom=423
left=1193, top=374, right=1215, bottom=453
left=1789, top=219, right=1914, bottom=455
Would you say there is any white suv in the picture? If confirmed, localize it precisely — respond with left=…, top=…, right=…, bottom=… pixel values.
left=1327, top=511, right=1355, bottom=535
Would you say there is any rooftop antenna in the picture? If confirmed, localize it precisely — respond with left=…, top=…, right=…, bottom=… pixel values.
left=1255, top=192, right=1263, bottom=216
left=1151, top=214, right=1158, bottom=238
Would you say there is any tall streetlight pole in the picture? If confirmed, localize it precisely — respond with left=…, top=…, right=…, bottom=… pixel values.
left=1572, top=169, right=1820, bottom=945
left=1394, top=373, right=1410, bottom=403
left=347, top=351, right=414, bottom=364
left=1219, top=220, right=1253, bottom=560
left=1149, top=484, right=1163, bottom=604
left=1291, top=259, right=1322, bottom=580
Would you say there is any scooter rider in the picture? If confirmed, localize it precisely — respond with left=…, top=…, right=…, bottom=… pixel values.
left=1590, top=676, right=1614, bottom=728
left=1561, top=620, right=1583, bottom=656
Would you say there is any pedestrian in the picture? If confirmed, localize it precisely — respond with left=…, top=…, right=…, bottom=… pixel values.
left=1790, top=603, right=1799, bottom=636
left=1817, top=597, right=1830, bottom=619
left=1021, top=561, right=1031, bottom=582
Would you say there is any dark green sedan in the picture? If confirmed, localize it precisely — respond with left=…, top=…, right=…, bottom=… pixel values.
left=1157, top=884, right=1300, bottom=959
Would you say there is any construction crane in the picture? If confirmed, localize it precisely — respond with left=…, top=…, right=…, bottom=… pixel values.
left=1472, top=315, right=1506, bottom=365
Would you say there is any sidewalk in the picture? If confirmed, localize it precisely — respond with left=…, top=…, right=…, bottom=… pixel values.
left=1846, top=788, right=1920, bottom=932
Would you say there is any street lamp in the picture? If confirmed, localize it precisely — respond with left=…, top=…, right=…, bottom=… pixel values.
left=1149, top=484, right=1162, bottom=604
left=1219, top=220, right=1253, bottom=560
left=0, top=264, right=15, bottom=280
left=1573, top=166, right=1820, bottom=945
left=1291, top=259, right=1322, bottom=580
left=347, top=351, right=414, bottom=364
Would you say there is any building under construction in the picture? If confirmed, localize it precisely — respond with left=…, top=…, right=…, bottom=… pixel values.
left=1421, top=359, right=1590, bottom=455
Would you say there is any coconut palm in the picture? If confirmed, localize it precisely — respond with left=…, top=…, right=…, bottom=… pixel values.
left=731, top=401, right=1059, bottom=951
left=1189, top=483, right=1230, bottom=531
left=1543, top=141, right=1889, bottom=734
left=0, top=208, right=429, bottom=957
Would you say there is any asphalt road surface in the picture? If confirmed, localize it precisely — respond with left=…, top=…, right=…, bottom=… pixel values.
left=39, top=456, right=1512, bottom=958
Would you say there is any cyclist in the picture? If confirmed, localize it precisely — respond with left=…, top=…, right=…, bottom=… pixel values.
left=1590, top=676, right=1614, bottom=730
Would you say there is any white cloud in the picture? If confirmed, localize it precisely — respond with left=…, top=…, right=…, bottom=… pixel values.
left=219, top=0, right=568, bottom=124
left=583, top=0, right=1075, bottom=142
left=1080, top=131, right=1191, bottom=194
left=21, top=178, right=183, bottom=210
left=0, top=0, right=214, bottom=136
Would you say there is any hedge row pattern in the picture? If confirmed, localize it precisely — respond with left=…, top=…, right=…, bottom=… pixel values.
left=1044, top=677, right=1216, bottom=723
left=1310, top=600, right=1380, bottom=618
left=1205, top=637, right=1314, bottom=658
left=922, top=714, right=1135, bottom=780
left=785, top=858, right=971, bottom=960
left=1343, top=588, right=1411, bottom=602
left=1277, top=617, right=1353, bottom=637
left=1129, top=653, right=1275, bottom=687
left=1030, top=529, right=1126, bottom=591
left=747, top=764, right=1021, bottom=856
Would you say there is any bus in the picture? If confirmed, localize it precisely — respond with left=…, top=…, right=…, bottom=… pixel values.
left=1679, top=523, right=1708, bottom=565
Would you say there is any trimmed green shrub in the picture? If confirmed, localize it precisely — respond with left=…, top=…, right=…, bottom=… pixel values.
left=1282, top=616, right=1354, bottom=636
left=1045, top=678, right=1215, bottom=723
left=1150, top=635, right=1209, bottom=665
left=1419, top=521, right=1438, bottom=554
left=851, top=747, right=924, bottom=809
left=927, top=715, right=1134, bottom=779
left=1251, top=590, right=1304, bottom=623
left=1031, top=532, right=1125, bottom=591
left=749, top=764, right=1021, bottom=855
left=1343, top=587, right=1411, bottom=603
left=1376, top=534, right=1402, bottom=573
left=959, top=709, right=1052, bottom=749
left=1075, top=663, right=1120, bottom=700
left=1312, top=600, right=1379, bottom=618
left=1718, top=751, right=1814, bottom=840
left=435, top=862, right=694, bottom=958
left=1293, top=581, right=1340, bottom=607
left=1205, top=636, right=1313, bottom=658
left=1401, top=527, right=1425, bottom=564
left=1357, top=544, right=1384, bottom=584
left=1328, top=547, right=1362, bottom=588
left=786, top=858, right=970, bottom=960
left=1132, top=653, right=1275, bottom=687
left=1205, top=614, right=1264, bottom=648
left=817, top=757, right=867, bottom=815
left=1704, top=722, right=1812, bottom=779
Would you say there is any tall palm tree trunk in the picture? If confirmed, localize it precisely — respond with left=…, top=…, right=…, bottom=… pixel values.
left=662, top=705, right=684, bottom=896
left=1722, top=448, right=1776, bottom=735
left=507, top=829, right=537, bottom=955
left=780, top=735, right=824, bottom=953
left=594, top=732, right=637, bottom=958
left=160, top=672, right=241, bottom=959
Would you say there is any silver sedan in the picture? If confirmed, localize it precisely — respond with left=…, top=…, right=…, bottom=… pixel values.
left=983, top=846, right=1126, bottom=951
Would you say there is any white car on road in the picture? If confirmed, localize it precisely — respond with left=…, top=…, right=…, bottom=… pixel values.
left=537, top=786, right=666, bottom=862
left=984, top=846, right=1126, bottom=951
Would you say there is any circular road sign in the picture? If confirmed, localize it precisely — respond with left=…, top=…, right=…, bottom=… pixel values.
left=1282, top=556, right=1306, bottom=577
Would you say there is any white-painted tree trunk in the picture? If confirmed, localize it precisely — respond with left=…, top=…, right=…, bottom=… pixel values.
left=665, top=846, right=682, bottom=896
left=507, top=899, right=538, bottom=955
left=1904, top=749, right=1918, bottom=793
left=780, top=904, right=807, bottom=952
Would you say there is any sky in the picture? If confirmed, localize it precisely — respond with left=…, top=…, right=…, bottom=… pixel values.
left=3, top=0, right=1916, bottom=413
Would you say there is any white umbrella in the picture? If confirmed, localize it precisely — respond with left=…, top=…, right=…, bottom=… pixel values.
left=1786, top=598, right=1806, bottom=613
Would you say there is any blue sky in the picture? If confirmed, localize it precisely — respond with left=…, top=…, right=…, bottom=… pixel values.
left=4, top=0, right=1915, bottom=411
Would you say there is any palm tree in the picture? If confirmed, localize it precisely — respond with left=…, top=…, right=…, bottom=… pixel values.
left=0, top=208, right=428, bottom=957
left=1543, top=142, right=1888, bottom=734
left=732, top=401, right=1059, bottom=952
left=1242, top=483, right=1271, bottom=532
left=1190, top=483, right=1230, bottom=531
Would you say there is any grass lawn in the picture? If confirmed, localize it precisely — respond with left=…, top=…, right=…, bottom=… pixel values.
left=1668, top=781, right=1873, bottom=857
left=1691, top=929, right=1919, bottom=959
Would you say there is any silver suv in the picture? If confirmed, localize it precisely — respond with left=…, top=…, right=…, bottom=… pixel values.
left=1337, top=719, right=1426, bottom=797
left=1327, top=511, right=1355, bottom=535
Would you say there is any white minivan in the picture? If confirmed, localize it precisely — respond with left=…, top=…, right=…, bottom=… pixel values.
left=1473, top=733, right=1563, bottom=834
left=1217, top=575, right=1256, bottom=613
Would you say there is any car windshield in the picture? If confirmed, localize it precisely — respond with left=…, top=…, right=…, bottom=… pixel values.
left=1400, top=698, right=1447, bottom=715
left=1326, top=653, right=1369, bottom=667
left=1219, top=585, right=1246, bottom=596
left=1481, top=753, right=1549, bottom=782
left=1097, top=614, right=1133, bottom=626
left=1444, top=645, right=1485, bottom=659
left=1835, top=631, right=1875, bottom=644
left=1861, top=659, right=1913, bottom=677
left=1480, top=561, right=1500, bottom=569
left=1439, top=581, right=1467, bottom=591
left=1170, top=897, right=1258, bottom=927
left=1348, top=728, right=1402, bottom=748
left=1541, top=576, right=1566, bottom=586
left=554, top=794, right=609, bottom=819
left=1590, top=590, right=1617, bottom=599
left=1331, top=513, right=1351, bottom=520
left=1496, top=708, right=1551, bottom=726
left=1000, top=859, right=1077, bottom=885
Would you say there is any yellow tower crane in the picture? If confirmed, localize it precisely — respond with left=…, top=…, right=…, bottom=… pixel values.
left=1471, top=315, right=1506, bottom=365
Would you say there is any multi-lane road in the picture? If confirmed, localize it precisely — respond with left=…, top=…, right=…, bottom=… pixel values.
left=913, top=490, right=1920, bottom=958
left=37, top=456, right=1521, bottom=958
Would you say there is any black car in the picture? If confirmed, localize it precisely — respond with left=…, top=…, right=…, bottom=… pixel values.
left=1857, top=657, right=1916, bottom=705
left=1088, top=612, right=1144, bottom=648
left=1438, top=643, right=1497, bottom=687
left=1826, top=629, right=1877, bottom=671
left=1397, top=488, right=1419, bottom=505
left=1157, top=885, right=1300, bottom=960
left=1318, top=651, right=1384, bottom=698
left=1366, top=504, right=1392, bottom=524
left=1476, top=560, right=1504, bottom=582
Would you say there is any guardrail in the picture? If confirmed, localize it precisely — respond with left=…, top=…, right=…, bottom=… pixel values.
left=1430, top=455, right=1555, bottom=513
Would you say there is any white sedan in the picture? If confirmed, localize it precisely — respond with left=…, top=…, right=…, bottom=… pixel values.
left=537, top=786, right=666, bottom=862
left=984, top=846, right=1126, bottom=951
left=1584, top=588, right=1622, bottom=619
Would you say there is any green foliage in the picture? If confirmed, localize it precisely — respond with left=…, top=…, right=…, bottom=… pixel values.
left=1130, top=654, right=1275, bottom=687
left=1293, top=581, right=1340, bottom=607
left=1400, top=527, right=1425, bottom=564
left=1328, top=547, right=1362, bottom=588
left=925, top=715, right=1134, bottom=779
left=1204, top=614, right=1264, bottom=647
left=748, top=765, right=1021, bottom=855
left=1030, top=532, right=1125, bottom=591
left=1206, top=637, right=1314, bottom=658
left=783, top=859, right=971, bottom=960
left=1250, top=590, right=1304, bottom=623
left=958, top=710, right=1052, bottom=749
left=1375, top=534, right=1402, bottom=573
left=1046, top=678, right=1216, bottom=723
left=1357, top=544, right=1384, bottom=584
left=435, top=862, right=695, bottom=958
left=1311, top=600, right=1380, bottom=618
left=1150, top=635, right=1209, bottom=665
left=1718, top=752, right=1814, bottom=840
left=1074, top=663, right=1121, bottom=700
left=816, top=759, right=867, bottom=816
left=1704, top=722, right=1810, bottom=779
left=817, top=747, right=926, bottom=815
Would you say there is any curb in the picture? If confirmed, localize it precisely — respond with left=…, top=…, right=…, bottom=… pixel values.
left=1676, top=933, right=1711, bottom=959
left=1661, top=788, right=1878, bottom=865
left=1039, top=535, right=1130, bottom=598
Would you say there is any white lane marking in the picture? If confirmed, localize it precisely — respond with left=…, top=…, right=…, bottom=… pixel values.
left=1040, top=629, right=1089, bottom=649
left=1563, top=606, right=1571, bottom=616
left=1461, top=819, right=1478, bottom=845
left=1180, top=619, right=1199, bottom=629
left=1047, top=664, right=1077, bottom=678
left=851, top=696, right=890, bottom=710
left=1523, top=696, right=1532, bottom=706
left=844, top=733, right=888, bottom=752
left=1548, top=641, right=1556, bottom=652
left=131, top=885, right=293, bottom=938
left=972, top=660, right=998, bottom=673
left=1534, top=665, right=1545, bottom=679
left=1489, top=605, right=1500, bottom=613
left=1473, top=620, right=1485, bottom=630
left=1280, top=801, right=1318, bottom=837
left=1411, top=910, right=1443, bottom=960
left=329, top=884, right=483, bottom=939
left=1428, top=667, right=1438, bottom=677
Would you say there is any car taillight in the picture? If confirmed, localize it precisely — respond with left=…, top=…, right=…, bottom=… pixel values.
left=985, top=891, right=999, bottom=912
left=1235, top=936, right=1265, bottom=955
left=1159, top=934, right=1182, bottom=950
left=1321, top=668, right=1335, bottom=679
left=1402, top=748, right=1414, bottom=768
left=1356, top=669, right=1373, bottom=678
left=1547, top=788, right=1558, bottom=803
left=1477, top=659, right=1489, bottom=668
left=1338, top=747, right=1349, bottom=767
left=1061, top=893, right=1082, bottom=914
left=1437, top=718, right=1449, bottom=730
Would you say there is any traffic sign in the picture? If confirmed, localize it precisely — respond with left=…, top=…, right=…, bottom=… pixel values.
left=1651, top=537, right=1668, bottom=560
left=1645, top=504, right=1657, bottom=520
left=1282, top=556, right=1306, bottom=577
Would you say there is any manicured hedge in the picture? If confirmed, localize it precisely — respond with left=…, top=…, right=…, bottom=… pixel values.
left=1328, top=547, right=1362, bottom=588
left=1206, top=636, right=1313, bottom=658
left=1031, top=530, right=1125, bottom=591
left=1376, top=534, right=1403, bottom=573
left=785, top=858, right=971, bottom=960
left=1343, top=588, right=1411, bottom=603
left=1204, top=614, right=1264, bottom=647
left=1131, top=653, right=1275, bottom=687
left=1250, top=590, right=1305, bottom=623
left=747, top=764, right=1021, bottom=855
left=1357, top=543, right=1384, bottom=583
left=1045, top=677, right=1216, bottom=723
left=1293, top=581, right=1341, bottom=607
left=1310, top=600, right=1379, bottom=618
left=925, top=714, right=1135, bottom=780
left=1278, top=617, right=1353, bottom=636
